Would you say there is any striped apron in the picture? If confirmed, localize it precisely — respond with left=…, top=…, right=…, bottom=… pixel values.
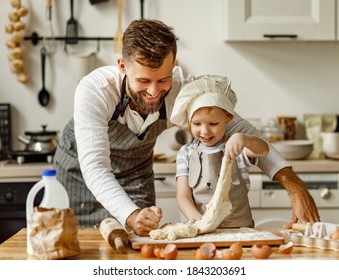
left=54, top=78, right=168, bottom=228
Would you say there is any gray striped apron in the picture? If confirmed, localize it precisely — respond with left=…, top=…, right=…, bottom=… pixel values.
left=54, top=77, right=168, bottom=228
left=188, top=142, right=254, bottom=228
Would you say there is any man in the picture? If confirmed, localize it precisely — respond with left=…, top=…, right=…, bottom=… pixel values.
left=54, top=19, right=319, bottom=236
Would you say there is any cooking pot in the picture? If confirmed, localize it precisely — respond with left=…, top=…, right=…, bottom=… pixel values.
left=18, top=125, right=58, bottom=153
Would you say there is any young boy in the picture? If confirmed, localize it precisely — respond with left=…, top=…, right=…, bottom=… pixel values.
left=170, top=75, right=269, bottom=228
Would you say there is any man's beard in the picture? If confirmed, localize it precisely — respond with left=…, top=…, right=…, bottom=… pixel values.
left=127, top=82, right=171, bottom=115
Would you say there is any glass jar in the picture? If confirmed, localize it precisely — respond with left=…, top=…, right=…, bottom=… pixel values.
left=277, top=116, right=296, bottom=140
left=262, top=119, right=284, bottom=142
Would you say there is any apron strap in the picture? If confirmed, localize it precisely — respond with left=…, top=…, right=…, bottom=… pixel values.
left=111, top=76, right=130, bottom=121
left=159, top=100, right=167, bottom=119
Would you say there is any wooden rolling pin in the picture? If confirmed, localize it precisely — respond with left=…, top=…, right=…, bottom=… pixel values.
left=99, top=218, right=128, bottom=250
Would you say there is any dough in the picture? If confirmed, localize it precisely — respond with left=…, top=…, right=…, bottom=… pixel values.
left=195, top=157, right=232, bottom=234
left=149, top=157, right=233, bottom=240
left=149, top=222, right=198, bottom=241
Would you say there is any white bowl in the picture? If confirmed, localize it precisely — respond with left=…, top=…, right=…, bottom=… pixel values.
left=271, top=140, right=313, bottom=160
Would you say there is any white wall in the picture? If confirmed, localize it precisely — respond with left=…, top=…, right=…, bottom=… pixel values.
left=1, top=0, right=339, bottom=151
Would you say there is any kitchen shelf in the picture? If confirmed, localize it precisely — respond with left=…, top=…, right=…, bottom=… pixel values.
left=24, top=31, right=178, bottom=47
left=250, top=159, right=339, bottom=173
left=24, top=31, right=114, bottom=46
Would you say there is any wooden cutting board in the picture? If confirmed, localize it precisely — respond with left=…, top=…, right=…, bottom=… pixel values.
left=129, top=228, right=284, bottom=249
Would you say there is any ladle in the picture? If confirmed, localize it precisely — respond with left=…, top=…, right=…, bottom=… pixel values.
left=38, top=47, right=50, bottom=107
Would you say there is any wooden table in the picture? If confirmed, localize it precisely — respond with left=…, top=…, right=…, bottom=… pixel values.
left=1, top=228, right=338, bottom=260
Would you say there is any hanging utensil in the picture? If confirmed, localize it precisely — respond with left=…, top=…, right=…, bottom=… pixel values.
left=89, top=0, right=109, bottom=4
left=38, top=47, right=50, bottom=107
left=113, top=0, right=123, bottom=53
left=140, top=0, right=144, bottom=18
left=43, top=0, right=56, bottom=54
left=65, top=0, right=78, bottom=45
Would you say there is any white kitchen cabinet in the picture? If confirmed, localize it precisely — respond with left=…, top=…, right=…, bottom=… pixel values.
left=224, top=0, right=336, bottom=41
left=154, top=175, right=184, bottom=225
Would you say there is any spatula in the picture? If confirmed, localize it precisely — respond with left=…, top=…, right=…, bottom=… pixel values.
left=65, top=0, right=78, bottom=44
left=113, top=0, right=123, bottom=53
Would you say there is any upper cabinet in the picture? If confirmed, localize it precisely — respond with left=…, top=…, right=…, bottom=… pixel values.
left=224, top=0, right=336, bottom=41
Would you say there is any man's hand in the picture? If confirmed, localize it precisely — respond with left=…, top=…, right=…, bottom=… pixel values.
left=273, top=167, right=320, bottom=228
left=126, top=206, right=163, bottom=236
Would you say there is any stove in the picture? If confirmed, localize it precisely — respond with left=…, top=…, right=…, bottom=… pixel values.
left=8, top=150, right=54, bottom=164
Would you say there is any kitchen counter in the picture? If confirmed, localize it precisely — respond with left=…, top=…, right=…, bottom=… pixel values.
left=1, top=159, right=339, bottom=179
left=0, top=161, right=53, bottom=180
left=154, top=159, right=339, bottom=174
left=1, top=228, right=338, bottom=260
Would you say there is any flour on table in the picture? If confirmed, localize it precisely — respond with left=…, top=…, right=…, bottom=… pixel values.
left=134, top=227, right=283, bottom=246
left=150, top=158, right=233, bottom=241
left=188, top=228, right=281, bottom=243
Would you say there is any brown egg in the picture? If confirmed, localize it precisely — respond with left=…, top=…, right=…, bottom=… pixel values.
left=330, top=229, right=339, bottom=240
left=250, top=244, right=272, bottom=259
left=140, top=244, right=155, bottom=258
left=160, top=244, right=178, bottom=260
left=201, top=242, right=216, bottom=258
left=153, top=246, right=162, bottom=258
left=278, top=241, right=294, bottom=254
left=221, top=248, right=238, bottom=260
left=195, top=248, right=209, bottom=260
left=229, top=242, right=243, bottom=259
left=195, top=242, right=216, bottom=260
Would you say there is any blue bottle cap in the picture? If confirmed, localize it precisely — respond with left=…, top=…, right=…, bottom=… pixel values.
left=42, top=169, right=56, bottom=176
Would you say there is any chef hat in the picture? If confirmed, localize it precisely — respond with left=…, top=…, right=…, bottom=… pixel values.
left=170, top=75, right=237, bottom=126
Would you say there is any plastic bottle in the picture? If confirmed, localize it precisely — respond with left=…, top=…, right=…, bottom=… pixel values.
left=26, top=169, right=69, bottom=255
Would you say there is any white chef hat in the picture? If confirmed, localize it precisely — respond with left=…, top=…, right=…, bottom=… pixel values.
left=170, top=75, right=237, bottom=126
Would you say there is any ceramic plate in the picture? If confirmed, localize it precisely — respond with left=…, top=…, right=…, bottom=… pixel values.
left=325, top=153, right=339, bottom=160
